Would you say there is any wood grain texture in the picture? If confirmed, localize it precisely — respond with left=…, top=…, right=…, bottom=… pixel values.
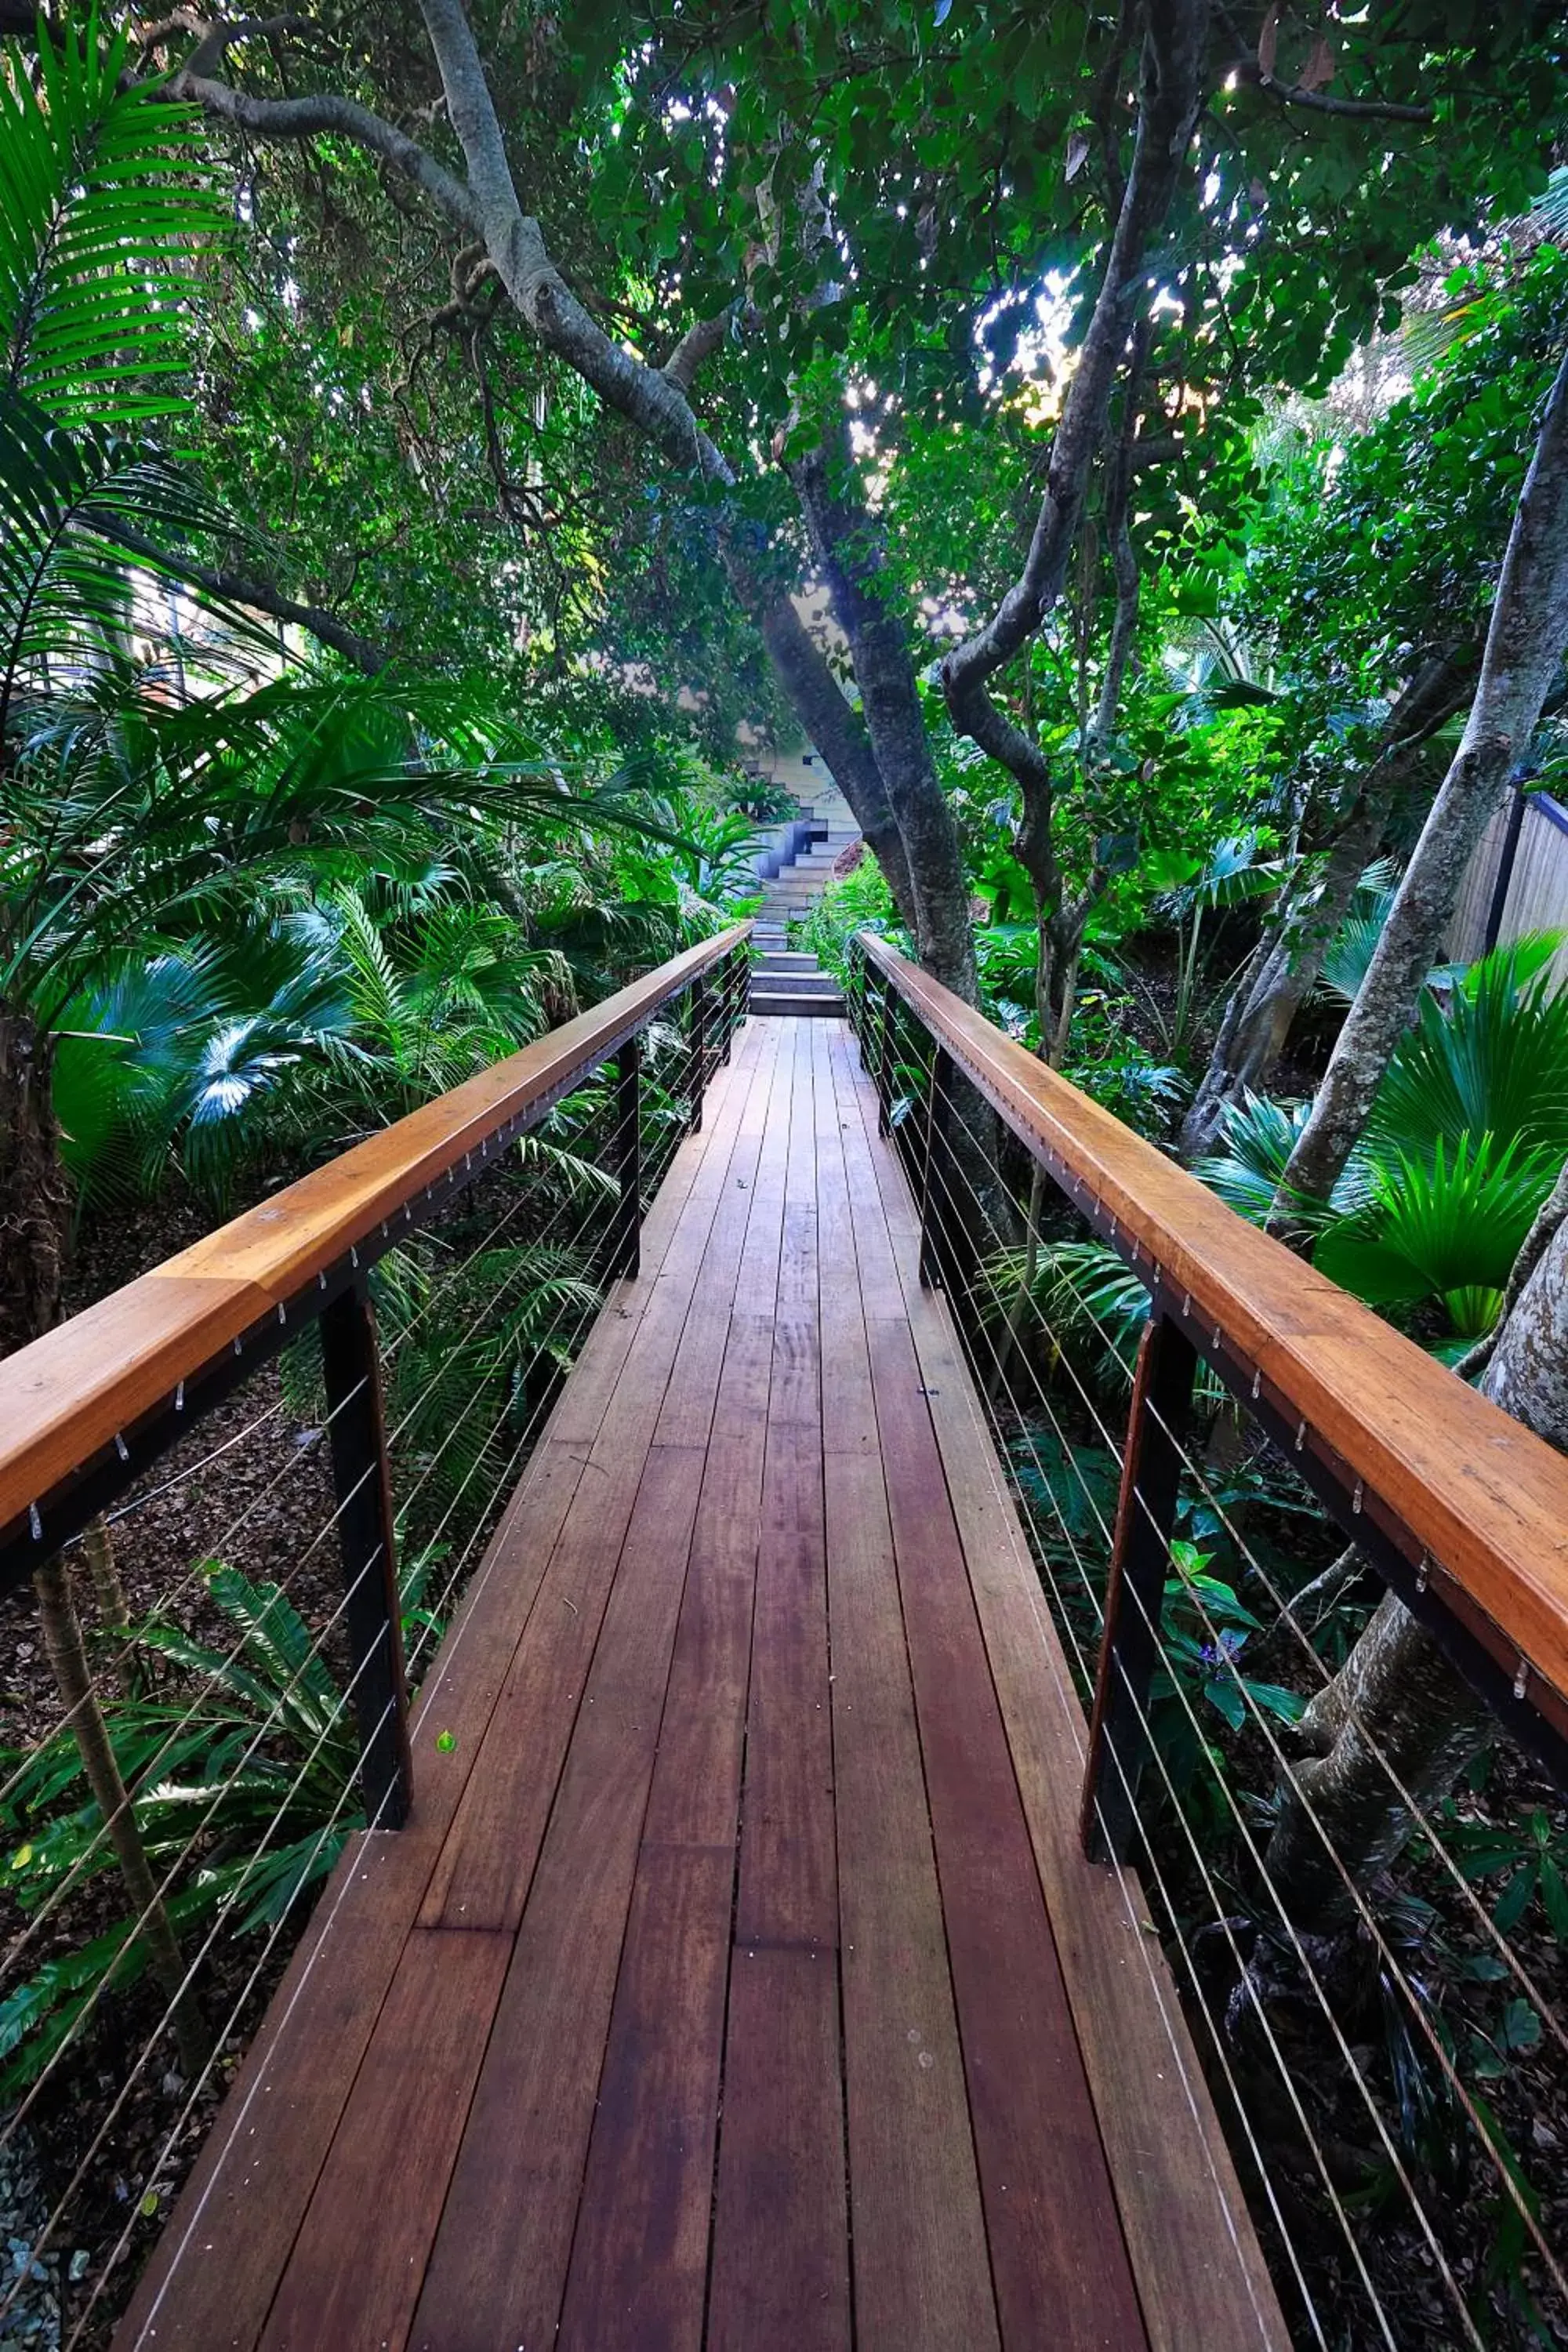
left=832, top=1023, right=1290, bottom=2352
left=866, top=1310, right=1147, bottom=2352
left=409, top=1444, right=706, bottom=2350
left=555, top=1037, right=793, bottom=2352
left=707, top=1947, right=851, bottom=2352
left=555, top=1843, right=736, bottom=2352
left=1, top=927, right=750, bottom=1533
left=260, top=1928, right=512, bottom=2352
left=858, top=934, right=1568, bottom=1713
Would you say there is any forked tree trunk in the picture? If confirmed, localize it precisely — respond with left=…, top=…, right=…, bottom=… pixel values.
left=1267, top=1202, right=1568, bottom=1918
left=1274, top=348, right=1568, bottom=1214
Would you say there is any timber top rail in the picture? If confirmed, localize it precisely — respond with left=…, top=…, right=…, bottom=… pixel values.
left=855, top=928, right=1568, bottom=1764
left=0, top=923, right=750, bottom=1570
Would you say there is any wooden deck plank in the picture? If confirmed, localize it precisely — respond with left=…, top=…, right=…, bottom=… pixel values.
left=417, top=1022, right=767, bottom=1931
left=829, top=1023, right=1290, bottom=2352
left=707, top=1947, right=851, bottom=2352
left=556, top=1025, right=799, bottom=2352
left=866, top=1307, right=1148, bottom=2352
left=710, top=1022, right=851, bottom=2350
left=814, top=1025, right=879, bottom=1460
left=409, top=1443, right=708, bottom=2350
left=554, top=1842, right=736, bottom=2352
left=810, top=1023, right=1000, bottom=2351
left=258, top=1929, right=511, bottom=2352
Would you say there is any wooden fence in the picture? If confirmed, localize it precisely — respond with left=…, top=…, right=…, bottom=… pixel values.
left=1447, top=783, right=1568, bottom=987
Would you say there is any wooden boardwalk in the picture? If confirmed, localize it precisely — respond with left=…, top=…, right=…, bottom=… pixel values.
left=119, top=1016, right=1286, bottom=2352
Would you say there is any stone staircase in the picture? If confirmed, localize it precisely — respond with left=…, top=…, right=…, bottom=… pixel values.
left=750, top=789, right=858, bottom=1018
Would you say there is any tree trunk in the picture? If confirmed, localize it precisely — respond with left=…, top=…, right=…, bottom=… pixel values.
left=1274, top=348, right=1568, bottom=1214
left=33, top=1557, right=208, bottom=2074
left=84, top=1514, right=137, bottom=1696
left=790, top=432, right=978, bottom=1001
left=1267, top=1200, right=1568, bottom=1919
left=1178, top=649, right=1474, bottom=1161
left=0, top=1006, right=71, bottom=1362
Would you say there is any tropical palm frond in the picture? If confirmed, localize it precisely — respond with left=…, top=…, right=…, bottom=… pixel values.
left=0, top=9, right=227, bottom=430
left=0, top=390, right=264, bottom=748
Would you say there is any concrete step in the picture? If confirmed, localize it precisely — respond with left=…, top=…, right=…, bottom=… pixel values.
left=755, top=951, right=820, bottom=972
left=749, top=989, right=846, bottom=1019
left=754, top=970, right=838, bottom=993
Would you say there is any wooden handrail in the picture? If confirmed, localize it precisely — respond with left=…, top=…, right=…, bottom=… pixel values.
left=0, top=924, right=750, bottom=1538
left=857, top=931, right=1568, bottom=1725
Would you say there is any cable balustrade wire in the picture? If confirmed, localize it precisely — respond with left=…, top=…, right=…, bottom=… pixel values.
left=848, top=927, right=1568, bottom=2347
left=0, top=924, right=750, bottom=2347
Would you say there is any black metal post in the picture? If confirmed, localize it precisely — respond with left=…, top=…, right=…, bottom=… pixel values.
left=875, top=983, right=894, bottom=1137
left=720, top=949, right=737, bottom=1062
left=1483, top=782, right=1529, bottom=956
left=611, top=1033, right=642, bottom=1279
left=918, top=1046, right=950, bottom=1290
left=689, top=972, right=711, bottom=1130
left=1082, top=1312, right=1200, bottom=1864
left=319, top=1280, right=412, bottom=1831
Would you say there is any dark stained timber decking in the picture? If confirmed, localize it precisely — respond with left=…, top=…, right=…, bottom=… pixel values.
left=115, top=1013, right=1287, bottom=2352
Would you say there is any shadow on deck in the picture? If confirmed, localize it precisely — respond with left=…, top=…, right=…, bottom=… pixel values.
left=118, top=1015, right=1285, bottom=2352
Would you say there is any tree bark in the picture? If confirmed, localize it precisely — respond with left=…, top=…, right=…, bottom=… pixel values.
left=791, top=430, right=977, bottom=999
left=84, top=1514, right=137, bottom=1696
left=0, top=1007, right=71, bottom=1362
left=1178, top=648, right=1474, bottom=1160
left=1267, top=1194, right=1568, bottom=1919
left=1275, top=347, right=1568, bottom=1214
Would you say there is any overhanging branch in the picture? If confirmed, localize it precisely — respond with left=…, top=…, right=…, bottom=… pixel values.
left=173, top=67, right=481, bottom=236
left=101, top=517, right=387, bottom=673
left=942, top=0, right=1208, bottom=767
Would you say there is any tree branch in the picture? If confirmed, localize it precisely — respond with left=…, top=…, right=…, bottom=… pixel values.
left=942, top=0, right=1207, bottom=757
left=172, top=68, right=482, bottom=236
left=1229, top=57, right=1433, bottom=124
left=100, top=517, right=387, bottom=673
left=1086, top=323, right=1150, bottom=764
left=662, top=304, right=739, bottom=393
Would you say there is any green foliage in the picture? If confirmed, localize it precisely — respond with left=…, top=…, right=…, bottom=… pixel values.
left=1315, top=1134, right=1556, bottom=1338
left=1444, top=1805, right=1568, bottom=1945
left=0, top=9, right=226, bottom=430
left=0, top=1565, right=370, bottom=2092
left=1196, top=1093, right=1345, bottom=1233
left=793, top=858, right=900, bottom=981
left=1366, top=942, right=1568, bottom=1171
